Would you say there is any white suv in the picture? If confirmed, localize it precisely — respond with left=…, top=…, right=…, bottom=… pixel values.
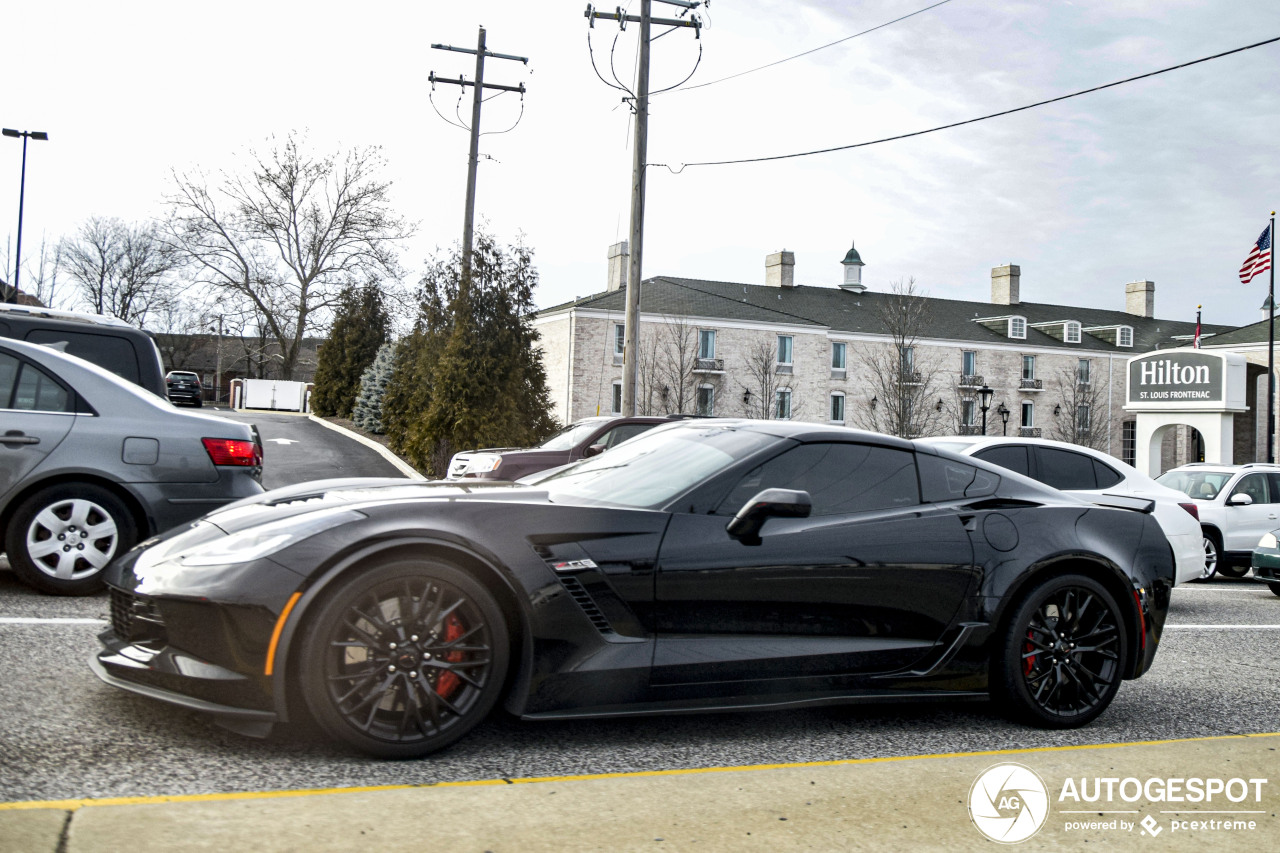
left=1155, top=463, right=1280, bottom=580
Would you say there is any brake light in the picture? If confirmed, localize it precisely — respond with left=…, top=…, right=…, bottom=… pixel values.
left=1178, top=502, right=1200, bottom=521
left=203, top=437, right=262, bottom=467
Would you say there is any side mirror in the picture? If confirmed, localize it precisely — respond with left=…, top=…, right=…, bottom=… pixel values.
left=726, top=488, right=812, bottom=545
left=1229, top=493, right=1254, bottom=507
left=581, top=443, right=606, bottom=459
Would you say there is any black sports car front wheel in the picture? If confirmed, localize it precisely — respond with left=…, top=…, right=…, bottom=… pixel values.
left=299, top=560, right=509, bottom=758
left=994, top=574, right=1128, bottom=728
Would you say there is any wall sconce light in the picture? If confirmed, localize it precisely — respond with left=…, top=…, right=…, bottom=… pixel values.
left=661, top=385, right=670, bottom=400
left=742, top=388, right=752, bottom=405
left=870, top=395, right=878, bottom=409
left=935, top=398, right=944, bottom=412
left=1053, top=404, right=1062, bottom=416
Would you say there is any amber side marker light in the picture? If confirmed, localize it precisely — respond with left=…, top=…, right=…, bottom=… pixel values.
left=265, top=592, right=303, bottom=676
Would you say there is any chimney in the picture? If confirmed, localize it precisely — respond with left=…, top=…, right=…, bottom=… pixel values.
left=607, top=241, right=629, bottom=292
left=766, top=250, right=795, bottom=288
left=991, top=264, right=1020, bottom=305
left=1125, top=280, right=1155, bottom=318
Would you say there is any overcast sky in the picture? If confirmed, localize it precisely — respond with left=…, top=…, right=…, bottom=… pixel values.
left=4, top=0, right=1278, bottom=328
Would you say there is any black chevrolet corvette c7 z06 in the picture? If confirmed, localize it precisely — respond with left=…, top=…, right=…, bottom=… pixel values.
left=93, top=420, right=1174, bottom=758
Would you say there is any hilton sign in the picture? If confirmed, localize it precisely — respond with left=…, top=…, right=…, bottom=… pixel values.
left=1127, top=352, right=1224, bottom=405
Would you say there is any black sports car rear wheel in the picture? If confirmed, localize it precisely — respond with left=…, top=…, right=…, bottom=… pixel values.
left=299, top=560, right=509, bottom=758
left=995, top=574, right=1128, bottom=728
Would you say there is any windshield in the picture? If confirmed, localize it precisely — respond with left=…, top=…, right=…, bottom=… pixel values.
left=536, top=424, right=778, bottom=508
left=1155, top=470, right=1232, bottom=500
left=538, top=421, right=606, bottom=451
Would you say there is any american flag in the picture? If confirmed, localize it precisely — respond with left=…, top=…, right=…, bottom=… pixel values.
left=1239, top=223, right=1272, bottom=284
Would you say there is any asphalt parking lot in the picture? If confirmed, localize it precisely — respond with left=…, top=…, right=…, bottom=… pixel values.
left=2, top=414, right=1278, bottom=849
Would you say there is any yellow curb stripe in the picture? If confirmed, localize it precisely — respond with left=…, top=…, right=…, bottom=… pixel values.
left=4, top=731, right=1278, bottom=812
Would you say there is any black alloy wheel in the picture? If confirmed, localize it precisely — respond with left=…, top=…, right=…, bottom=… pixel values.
left=995, top=574, right=1128, bottom=728
left=299, top=560, right=509, bottom=758
left=4, top=483, right=137, bottom=596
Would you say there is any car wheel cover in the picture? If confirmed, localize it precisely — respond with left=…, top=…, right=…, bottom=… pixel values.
left=24, top=498, right=119, bottom=581
left=1019, top=586, right=1121, bottom=719
left=319, top=576, right=494, bottom=745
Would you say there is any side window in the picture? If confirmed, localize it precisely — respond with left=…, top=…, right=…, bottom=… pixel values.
left=9, top=360, right=73, bottom=413
left=1093, top=459, right=1123, bottom=489
left=597, top=423, right=653, bottom=449
left=0, top=353, right=19, bottom=406
left=1230, top=474, right=1269, bottom=504
left=1268, top=474, right=1280, bottom=505
left=918, top=454, right=1000, bottom=502
left=1035, top=448, right=1097, bottom=490
left=974, top=445, right=1031, bottom=478
left=717, top=442, right=920, bottom=517
left=24, top=329, right=141, bottom=385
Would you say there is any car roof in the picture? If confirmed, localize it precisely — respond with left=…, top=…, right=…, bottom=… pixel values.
left=0, top=303, right=140, bottom=330
left=1163, top=462, right=1280, bottom=474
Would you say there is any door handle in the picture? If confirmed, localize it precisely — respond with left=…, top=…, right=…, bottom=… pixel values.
left=1, top=432, right=40, bottom=446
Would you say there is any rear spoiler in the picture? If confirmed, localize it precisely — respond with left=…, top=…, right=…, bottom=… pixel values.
left=1064, top=491, right=1155, bottom=514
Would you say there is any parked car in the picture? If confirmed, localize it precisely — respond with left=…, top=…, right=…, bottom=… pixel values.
left=1250, top=529, right=1280, bottom=597
left=1, top=338, right=264, bottom=595
left=0, top=303, right=166, bottom=397
left=165, top=370, right=204, bottom=407
left=918, top=436, right=1205, bottom=584
left=94, top=419, right=1172, bottom=758
left=1155, top=462, right=1280, bottom=579
left=446, top=415, right=677, bottom=480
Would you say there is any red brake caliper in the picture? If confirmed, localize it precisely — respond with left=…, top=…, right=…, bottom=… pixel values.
left=435, top=614, right=465, bottom=699
left=1024, top=630, right=1037, bottom=675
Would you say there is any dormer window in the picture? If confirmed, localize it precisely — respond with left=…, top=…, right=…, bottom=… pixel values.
left=1065, top=321, right=1081, bottom=343
left=1009, top=317, right=1027, bottom=339
left=1118, top=326, right=1133, bottom=347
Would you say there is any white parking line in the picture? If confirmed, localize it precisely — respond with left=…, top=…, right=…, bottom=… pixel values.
left=0, top=617, right=107, bottom=625
left=1165, top=624, right=1280, bottom=630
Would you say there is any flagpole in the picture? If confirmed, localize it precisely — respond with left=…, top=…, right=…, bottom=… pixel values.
left=1270, top=211, right=1276, bottom=463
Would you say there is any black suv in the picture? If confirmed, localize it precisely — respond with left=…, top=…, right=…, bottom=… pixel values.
left=165, top=370, right=204, bottom=407
left=446, top=415, right=679, bottom=480
left=0, top=304, right=166, bottom=397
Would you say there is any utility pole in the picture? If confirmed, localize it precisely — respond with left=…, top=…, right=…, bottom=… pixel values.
left=585, top=2, right=702, bottom=415
left=430, top=29, right=528, bottom=290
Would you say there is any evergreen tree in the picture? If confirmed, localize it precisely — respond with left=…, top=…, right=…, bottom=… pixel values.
left=382, top=232, right=557, bottom=476
left=311, top=281, right=391, bottom=418
left=352, top=341, right=397, bottom=433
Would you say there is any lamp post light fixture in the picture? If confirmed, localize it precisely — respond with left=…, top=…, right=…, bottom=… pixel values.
left=977, top=385, right=994, bottom=435
left=997, top=402, right=1011, bottom=436
left=2, top=128, right=49, bottom=304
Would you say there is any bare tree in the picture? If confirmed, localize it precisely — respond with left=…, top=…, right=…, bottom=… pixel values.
left=58, top=217, right=180, bottom=325
left=1046, top=359, right=1113, bottom=450
left=851, top=278, right=949, bottom=438
left=634, top=315, right=712, bottom=415
left=151, top=298, right=219, bottom=372
left=164, top=133, right=412, bottom=379
left=737, top=334, right=802, bottom=420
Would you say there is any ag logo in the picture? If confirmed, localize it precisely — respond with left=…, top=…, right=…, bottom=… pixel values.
left=968, top=763, right=1050, bottom=844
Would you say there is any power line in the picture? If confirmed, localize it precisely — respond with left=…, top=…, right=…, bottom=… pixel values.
left=669, top=0, right=954, bottom=95
left=664, top=34, right=1280, bottom=170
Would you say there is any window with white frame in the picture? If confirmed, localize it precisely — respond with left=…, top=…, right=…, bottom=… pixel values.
left=1010, top=317, right=1027, bottom=339
left=1021, top=400, right=1034, bottom=428
left=1078, top=358, right=1091, bottom=384
left=1065, top=321, right=1081, bottom=343
left=696, top=385, right=715, bottom=416
left=1076, top=404, right=1090, bottom=434
left=611, top=381, right=622, bottom=414
left=698, top=329, right=716, bottom=360
left=901, top=346, right=915, bottom=372
left=962, top=350, right=976, bottom=376
left=613, top=324, right=625, bottom=358
left=1118, top=326, right=1133, bottom=347
left=830, top=392, right=845, bottom=423
left=1022, top=355, right=1036, bottom=381
left=831, top=342, right=846, bottom=370
left=961, top=399, right=976, bottom=426
left=777, top=335, right=793, bottom=366
left=775, top=388, right=792, bottom=419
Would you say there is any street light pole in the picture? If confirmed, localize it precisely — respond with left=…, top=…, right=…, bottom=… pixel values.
left=978, top=385, right=994, bottom=435
left=2, top=128, right=49, bottom=304
left=998, top=403, right=1011, bottom=436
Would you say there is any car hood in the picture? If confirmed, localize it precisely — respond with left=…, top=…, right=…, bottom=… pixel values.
left=201, top=477, right=539, bottom=534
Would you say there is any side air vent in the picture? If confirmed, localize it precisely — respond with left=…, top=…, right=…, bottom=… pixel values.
left=557, top=575, right=615, bottom=635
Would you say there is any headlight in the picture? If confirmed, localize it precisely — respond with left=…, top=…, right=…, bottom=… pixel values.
left=178, top=508, right=365, bottom=566
left=462, top=454, right=502, bottom=475
left=1260, top=532, right=1278, bottom=550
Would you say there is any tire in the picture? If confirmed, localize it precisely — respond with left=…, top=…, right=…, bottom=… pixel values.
left=299, top=560, right=509, bottom=759
left=1218, top=562, right=1250, bottom=579
left=1269, top=583, right=1280, bottom=598
left=994, top=574, right=1128, bottom=728
left=1196, top=531, right=1222, bottom=582
left=3, top=483, right=137, bottom=596
left=193, top=398, right=203, bottom=408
